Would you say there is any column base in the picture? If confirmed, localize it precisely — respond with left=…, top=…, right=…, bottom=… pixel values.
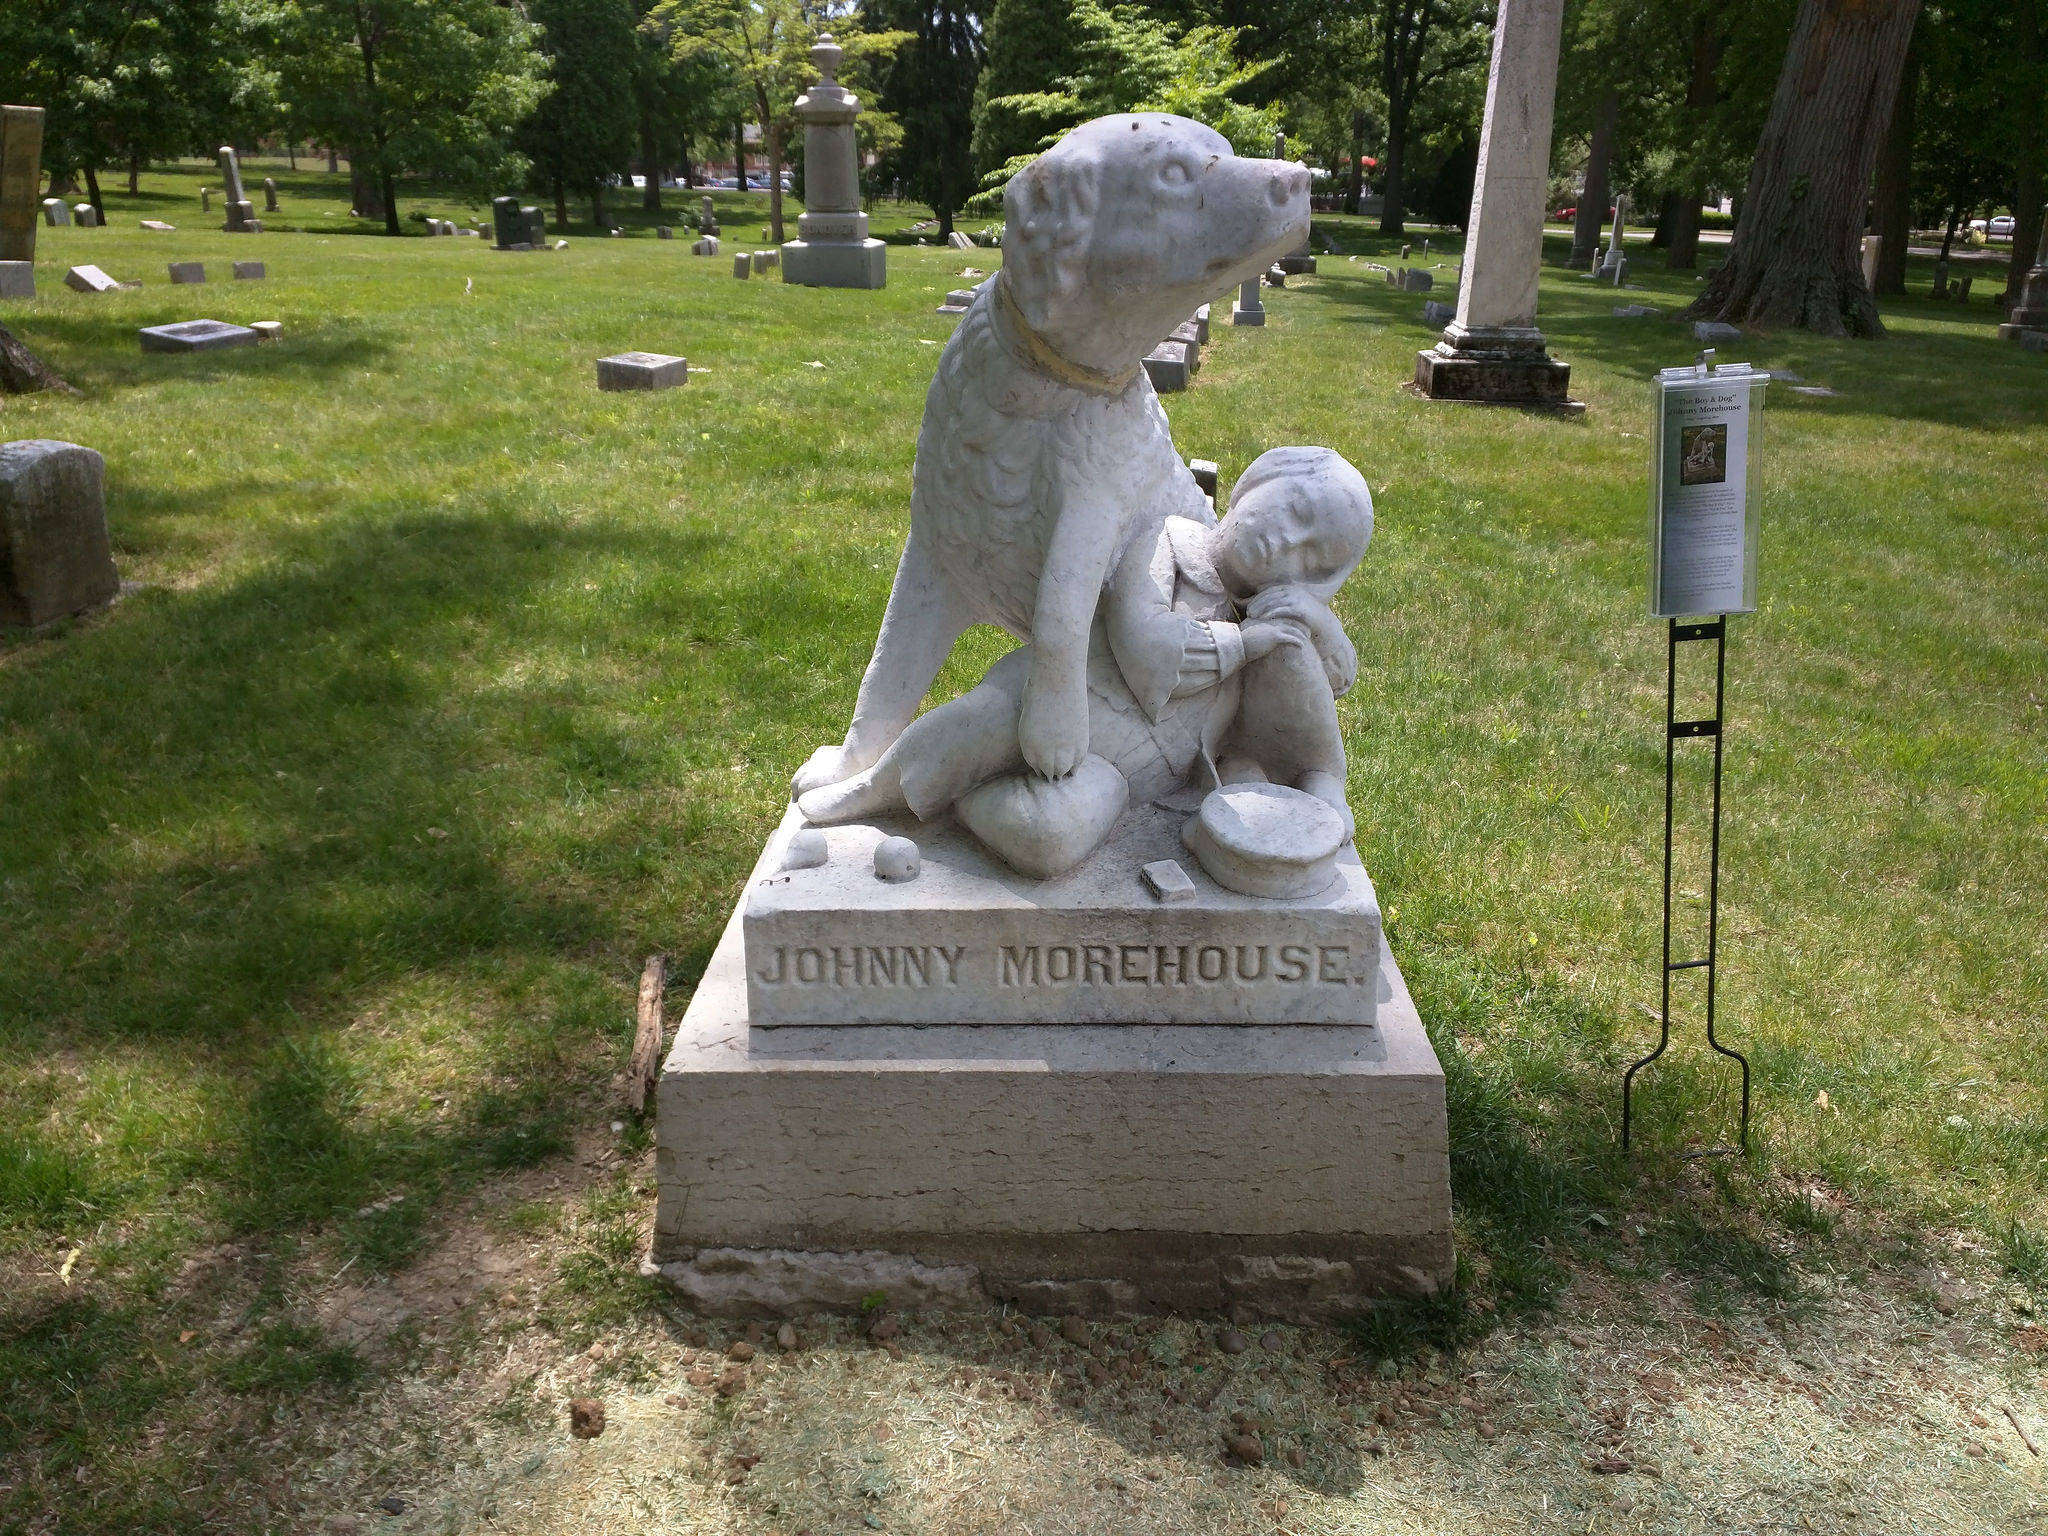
left=1413, top=326, right=1579, bottom=409
left=780, top=238, right=886, bottom=289
left=1231, top=304, right=1266, bottom=326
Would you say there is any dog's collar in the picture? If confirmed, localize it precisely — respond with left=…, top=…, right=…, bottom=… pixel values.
left=992, top=271, right=1141, bottom=397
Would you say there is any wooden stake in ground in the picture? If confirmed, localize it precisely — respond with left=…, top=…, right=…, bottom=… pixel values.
left=1687, top=0, right=1921, bottom=337
left=628, top=955, right=667, bottom=1116
left=0, top=321, right=76, bottom=396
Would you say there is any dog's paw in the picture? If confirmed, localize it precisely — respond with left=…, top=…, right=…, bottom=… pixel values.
left=1019, top=670, right=1090, bottom=780
left=792, top=742, right=859, bottom=799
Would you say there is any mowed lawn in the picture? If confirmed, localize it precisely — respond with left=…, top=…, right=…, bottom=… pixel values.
left=1, top=160, right=2045, bottom=1534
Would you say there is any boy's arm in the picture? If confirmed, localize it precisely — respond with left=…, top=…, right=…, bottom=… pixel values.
left=1104, top=539, right=1246, bottom=722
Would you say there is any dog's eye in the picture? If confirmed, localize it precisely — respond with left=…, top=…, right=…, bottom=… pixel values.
left=1161, top=161, right=1191, bottom=186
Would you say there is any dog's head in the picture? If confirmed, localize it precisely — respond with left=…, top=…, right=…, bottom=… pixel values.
left=1002, top=115, right=1308, bottom=375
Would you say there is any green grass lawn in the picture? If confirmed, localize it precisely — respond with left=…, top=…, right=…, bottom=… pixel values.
left=1, top=162, right=2044, bottom=1533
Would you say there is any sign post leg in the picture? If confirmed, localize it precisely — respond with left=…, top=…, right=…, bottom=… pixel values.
left=1623, top=616, right=1751, bottom=1153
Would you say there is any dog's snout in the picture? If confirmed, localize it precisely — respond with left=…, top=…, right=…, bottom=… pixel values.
left=1269, top=165, right=1308, bottom=206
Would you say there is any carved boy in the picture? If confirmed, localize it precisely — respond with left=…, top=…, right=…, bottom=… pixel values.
left=798, top=447, right=1373, bottom=879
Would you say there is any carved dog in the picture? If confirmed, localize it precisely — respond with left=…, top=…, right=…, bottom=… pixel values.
left=795, top=114, right=1309, bottom=794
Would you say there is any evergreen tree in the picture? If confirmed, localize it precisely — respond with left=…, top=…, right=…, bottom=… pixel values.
left=521, top=0, right=642, bottom=229
left=969, top=0, right=1083, bottom=180
left=872, top=0, right=983, bottom=237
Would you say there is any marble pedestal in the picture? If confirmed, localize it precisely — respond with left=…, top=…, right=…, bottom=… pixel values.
left=653, top=809, right=1452, bottom=1320
left=781, top=236, right=887, bottom=290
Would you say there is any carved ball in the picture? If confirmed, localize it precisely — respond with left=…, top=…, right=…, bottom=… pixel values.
left=874, top=836, right=920, bottom=883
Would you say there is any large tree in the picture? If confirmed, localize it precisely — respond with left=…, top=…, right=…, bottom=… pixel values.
left=521, top=0, right=640, bottom=229
left=1372, top=0, right=1488, bottom=236
left=0, top=0, right=273, bottom=215
left=1687, top=0, right=1921, bottom=336
left=277, top=0, right=546, bottom=235
left=871, top=0, right=983, bottom=238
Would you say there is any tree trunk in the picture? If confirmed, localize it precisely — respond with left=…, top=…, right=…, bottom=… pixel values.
left=1346, top=109, right=1365, bottom=216
left=288, top=144, right=297, bottom=170
left=1667, top=13, right=1722, bottom=271
left=640, top=109, right=662, bottom=212
left=1569, top=87, right=1618, bottom=268
left=83, top=164, right=103, bottom=220
left=1377, top=105, right=1408, bottom=235
left=2004, top=0, right=2043, bottom=306
left=327, top=147, right=339, bottom=173
left=591, top=181, right=607, bottom=229
left=554, top=177, right=569, bottom=230
left=1870, top=38, right=1916, bottom=296
left=349, top=153, right=383, bottom=220
left=1650, top=190, right=1678, bottom=248
left=127, top=147, right=141, bottom=194
left=733, top=121, right=746, bottom=189
left=766, top=117, right=785, bottom=244
left=380, top=168, right=400, bottom=236
left=0, top=321, right=75, bottom=395
left=681, top=139, right=695, bottom=188
left=1687, top=0, right=1921, bottom=337
left=937, top=203, right=954, bottom=238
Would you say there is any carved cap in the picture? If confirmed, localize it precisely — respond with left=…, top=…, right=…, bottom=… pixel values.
left=811, top=34, right=841, bottom=82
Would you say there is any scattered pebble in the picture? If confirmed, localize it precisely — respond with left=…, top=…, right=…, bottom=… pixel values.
left=569, top=1398, right=606, bottom=1438
left=1028, top=1323, right=1052, bottom=1349
left=378, top=1496, right=407, bottom=1515
left=1061, top=1314, right=1089, bottom=1346
left=728, top=1340, right=757, bottom=1362
left=1285, top=1445, right=1305, bottom=1468
left=777, top=1322, right=798, bottom=1351
left=1259, top=1330, right=1284, bottom=1352
left=1218, top=1328, right=1250, bottom=1355
left=716, top=1367, right=747, bottom=1396
left=1223, top=1430, right=1264, bottom=1465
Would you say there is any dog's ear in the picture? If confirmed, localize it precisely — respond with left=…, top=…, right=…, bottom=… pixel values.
left=1003, top=150, right=1099, bottom=317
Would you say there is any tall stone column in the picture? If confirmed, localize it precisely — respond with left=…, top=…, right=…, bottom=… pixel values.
left=780, top=35, right=885, bottom=290
left=1413, top=0, right=1574, bottom=407
left=1, top=106, right=43, bottom=263
left=1, top=105, right=43, bottom=297
left=218, top=145, right=259, bottom=233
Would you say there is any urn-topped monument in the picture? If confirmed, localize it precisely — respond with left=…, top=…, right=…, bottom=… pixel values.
left=780, top=35, right=886, bottom=290
left=657, top=114, right=1452, bottom=1321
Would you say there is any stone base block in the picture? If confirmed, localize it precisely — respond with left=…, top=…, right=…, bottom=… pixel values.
left=780, top=238, right=886, bottom=289
left=0, top=440, right=118, bottom=630
left=653, top=898, right=1452, bottom=1320
left=1413, top=345, right=1575, bottom=408
left=0, top=261, right=32, bottom=299
left=1141, top=344, right=1189, bottom=392
left=168, top=261, right=204, bottom=285
left=744, top=801, right=1380, bottom=1028
left=139, top=319, right=259, bottom=353
left=1275, top=254, right=1317, bottom=275
left=1230, top=303, right=1265, bottom=326
left=596, top=351, right=687, bottom=391
left=1998, top=323, right=2048, bottom=351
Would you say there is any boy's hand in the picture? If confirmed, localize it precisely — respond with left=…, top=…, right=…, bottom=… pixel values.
left=1245, top=587, right=1357, bottom=695
left=1239, top=617, right=1310, bottom=662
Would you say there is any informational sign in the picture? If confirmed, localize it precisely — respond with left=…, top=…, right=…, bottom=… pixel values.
left=1649, top=362, right=1766, bottom=618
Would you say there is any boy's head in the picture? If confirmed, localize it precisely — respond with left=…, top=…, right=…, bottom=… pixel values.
left=1212, top=446, right=1373, bottom=601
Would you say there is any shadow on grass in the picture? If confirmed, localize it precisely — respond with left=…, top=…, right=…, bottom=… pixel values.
left=6, top=312, right=397, bottom=401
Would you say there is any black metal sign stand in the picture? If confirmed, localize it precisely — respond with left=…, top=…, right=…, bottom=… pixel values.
left=1622, top=615, right=1751, bottom=1153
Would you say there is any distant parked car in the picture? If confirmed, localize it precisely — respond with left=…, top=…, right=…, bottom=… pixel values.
left=1990, top=214, right=2016, bottom=238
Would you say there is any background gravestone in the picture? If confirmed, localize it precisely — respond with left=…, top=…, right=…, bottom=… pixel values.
left=0, top=106, right=42, bottom=268
left=218, top=146, right=258, bottom=232
left=491, top=196, right=522, bottom=249
left=263, top=176, right=278, bottom=213
left=779, top=36, right=886, bottom=289
left=0, top=440, right=119, bottom=630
